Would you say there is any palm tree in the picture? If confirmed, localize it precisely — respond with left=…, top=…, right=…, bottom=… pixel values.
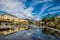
left=46, top=13, right=50, bottom=18
left=54, top=14, right=58, bottom=19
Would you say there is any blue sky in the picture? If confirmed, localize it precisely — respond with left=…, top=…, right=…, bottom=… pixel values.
left=0, top=0, right=60, bottom=21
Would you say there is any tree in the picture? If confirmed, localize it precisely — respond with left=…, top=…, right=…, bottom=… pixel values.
left=46, top=13, right=50, bottom=18
left=56, top=24, right=60, bottom=30
left=49, top=22, right=55, bottom=28
left=54, top=14, right=59, bottom=19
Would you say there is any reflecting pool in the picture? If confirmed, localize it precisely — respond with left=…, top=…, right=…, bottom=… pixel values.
left=0, top=28, right=60, bottom=40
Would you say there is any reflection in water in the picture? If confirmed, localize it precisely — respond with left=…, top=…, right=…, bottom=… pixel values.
left=43, top=28, right=60, bottom=40
left=0, top=28, right=60, bottom=40
left=43, top=28, right=60, bottom=36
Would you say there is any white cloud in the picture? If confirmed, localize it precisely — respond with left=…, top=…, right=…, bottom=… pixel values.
left=48, top=6, right=60, bottom=11
left=0, top=0, right=25, bottom=14
left=49, top=11, right=60, bottom=14
left=29, top=0, right=53, bottom=19
left=35, top=17, right=41, bottom=21
left=41, top=10, right=60, bottom=17
left=35, top=4, right=53, bottom=19
left=0, top=0, right=35, bottom=19
left=23, top=7, right=34, bottom=18
left=27, top=33, right=31, bottom=35
left=0, top=0, right=45, bottom=21
left=30, top=0, right=52, bottom=6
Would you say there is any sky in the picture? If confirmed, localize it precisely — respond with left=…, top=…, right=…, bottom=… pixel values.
left=0, top=0, right=60, bottom=21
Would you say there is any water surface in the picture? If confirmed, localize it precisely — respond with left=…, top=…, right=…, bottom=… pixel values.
left=0, top=28, right=60, bottom=40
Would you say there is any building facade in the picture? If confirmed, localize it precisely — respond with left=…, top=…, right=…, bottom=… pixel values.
left=0, top=13, right=29, bottom=29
